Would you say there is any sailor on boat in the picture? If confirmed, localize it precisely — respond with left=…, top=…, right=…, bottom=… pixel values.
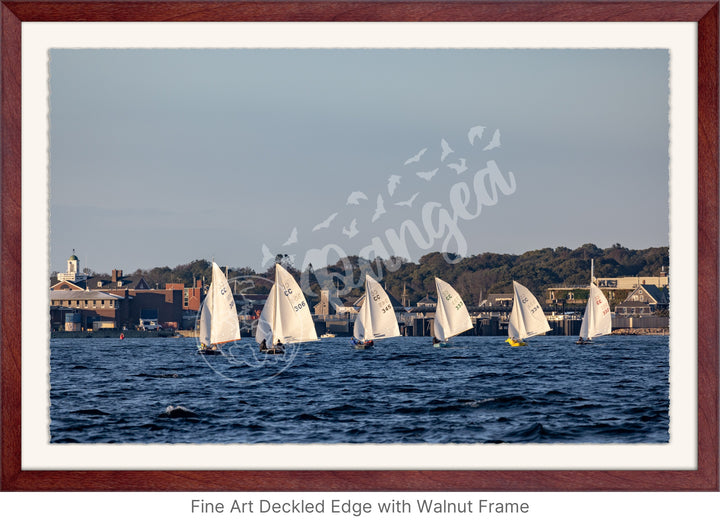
left=352, top=275, right=399, bottom=349
left=431, top=277, right=473, bottom=348
left=255, top=263, right=318, bottom=353
left=506, top=281, right=549, bottom=347
left=198, top=342, right=220, bottom=355
left=351, top=336, right=374, bottom=348
left=198, top=261, right=241, bottom=355
left=575, top=260, right=611, bottom=345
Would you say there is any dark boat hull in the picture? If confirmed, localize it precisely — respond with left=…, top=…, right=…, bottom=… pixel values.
left=262, top=348, right=285, bottom=354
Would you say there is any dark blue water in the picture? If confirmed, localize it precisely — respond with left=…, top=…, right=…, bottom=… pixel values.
left=50, top=335, right=669, bottom=444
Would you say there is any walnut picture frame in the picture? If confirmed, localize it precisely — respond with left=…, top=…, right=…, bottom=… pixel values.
left=1, top=1, right=717, bottom=491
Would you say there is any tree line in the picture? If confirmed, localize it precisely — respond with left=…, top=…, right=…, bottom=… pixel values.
left=61, top=243, right=668, bottom=307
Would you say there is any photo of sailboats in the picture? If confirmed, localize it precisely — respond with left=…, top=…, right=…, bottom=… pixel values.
left=46, top=45, right=671, bottom=447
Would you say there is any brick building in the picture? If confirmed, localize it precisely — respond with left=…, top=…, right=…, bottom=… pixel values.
left=51, top=254, right=190, bottom=331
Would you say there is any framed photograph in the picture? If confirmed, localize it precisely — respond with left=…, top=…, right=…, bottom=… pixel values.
left=1, top=1, right=717, bottom=491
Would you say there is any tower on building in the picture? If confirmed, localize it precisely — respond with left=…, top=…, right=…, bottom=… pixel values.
left=57, top=250, right=89, bottom=283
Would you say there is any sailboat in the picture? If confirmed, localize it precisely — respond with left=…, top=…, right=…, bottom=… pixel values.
left=576, top=283, right=612, bottom=344
left=432, top=277, right=473, bottom=347
left=198, top=262, right=241, bottom=354
left=506, top=280, right=551, bottom=346
left=352, top=275, right=401, bottom=349
left=255, top=263, right=318, bottom=353
left=576, top=261, right=612, bottom=344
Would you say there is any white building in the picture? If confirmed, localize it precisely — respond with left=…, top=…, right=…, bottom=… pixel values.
left=56, top=251, right=89, bottom=284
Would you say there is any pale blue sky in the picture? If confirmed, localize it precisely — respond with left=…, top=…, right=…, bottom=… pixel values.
left=49, top=48, right=669, bottom=274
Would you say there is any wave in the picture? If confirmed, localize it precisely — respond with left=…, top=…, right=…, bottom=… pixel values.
left=134, top=373, right=179, bottom=379
left=295, top=413, right=323, bottom=421
left=320, top=404, right=365, bottom=415
left=71, top=408, right=110, bottom=416
left=394, top=406, right=427, bottom=415
left=544, top=389, right=568, bottom=397
left=429, top=404, right=465, bottom=414
left=390, top=425, right=428, bottom=438
left=159, top=405, right=198, bottom=418
left=394, top=386, right=423, bottom=394
left=476, top=394, right=534, bottom=408
left=501, top=422, right=552, bottom=442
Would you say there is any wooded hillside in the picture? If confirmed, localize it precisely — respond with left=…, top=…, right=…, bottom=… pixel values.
left=66, top=243, right=668, bottom=307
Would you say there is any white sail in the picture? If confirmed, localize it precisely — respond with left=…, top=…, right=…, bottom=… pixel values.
left=199, top=285, right=212, bottom=347
left=255, top=283, right=276, bottom=345
left=353, top=296, right=372, bottom=342
left=579, top=283, right=612, bottom=339
left=199, top=262, right=241, bottom=346
left=255, top=264, right=318, bottom=345
left=353, top=275, right=400, bottom=341
left=433, top=277, right=473, bottom=341
left=508, top=281, right=550, bottom=340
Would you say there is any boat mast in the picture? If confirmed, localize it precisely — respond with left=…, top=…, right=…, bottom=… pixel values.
left=211, top=259, right=216, bottom=345
left=274, top=264, right=281, bottom=345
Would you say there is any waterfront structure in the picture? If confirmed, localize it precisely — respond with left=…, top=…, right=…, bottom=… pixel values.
left=92, top=269, right=151, bottom=290
left=547, top=272, right=668, bottom=306
left=596, top=272, right=668, bottom=290
left=85, top=269, right=183, bottom=330
left=50, top=290, right=127, bottom=331
left=479, top=293, right=513, bottom=309
left=477, top=293, right=514, bottom=319
left=166, top=279, right=204, bottom=311
left=313, top=289, right=346, bottom=316
left=415, top=295, right=437, bottom=309
left=615, top=284, right=669, bottom=316
left=51, top=254, right=188, bottom=331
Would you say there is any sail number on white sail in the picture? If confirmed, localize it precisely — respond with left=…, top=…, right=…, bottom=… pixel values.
left=578, top=283, right=612, bottom=341
left=255, top=264, right=318, bottom=349
left=433, top=277, right=473, bottom=342
left=199, top=262, right=241, bottom=352
left=507, top=280, right=550, bottom=345
left=353, top=275, right=400, bottom=345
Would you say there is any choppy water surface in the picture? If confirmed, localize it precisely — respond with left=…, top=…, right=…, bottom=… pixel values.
left=50, top=335, right=669, bottom=444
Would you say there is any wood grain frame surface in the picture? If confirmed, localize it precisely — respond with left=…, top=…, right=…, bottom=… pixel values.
left=1, top=0, right=717, bottom=491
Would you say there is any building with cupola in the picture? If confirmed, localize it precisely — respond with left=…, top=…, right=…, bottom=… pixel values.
left=53, top=251, right=90, bottom=290
left=50, top=251, right=196, bottom=332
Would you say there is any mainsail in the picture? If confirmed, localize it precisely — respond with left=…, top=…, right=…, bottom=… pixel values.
left=199, top=262, right=241, bottom=347
left=579, top=283, right=612, bottom=340
left=353, top=275, right=401, bottom=342
left=508, top=280, right=551, bottom=341
left=433, top=277, right=473, bottom=341
left=255, top=264, right=318, bottom=345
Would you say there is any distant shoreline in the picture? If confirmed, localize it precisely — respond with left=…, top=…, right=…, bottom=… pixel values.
left=611, top=328, right=669, bottom=336
left=51, top=329, right=179, bottom=339
left=50, top=330, right=668, bottom=339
